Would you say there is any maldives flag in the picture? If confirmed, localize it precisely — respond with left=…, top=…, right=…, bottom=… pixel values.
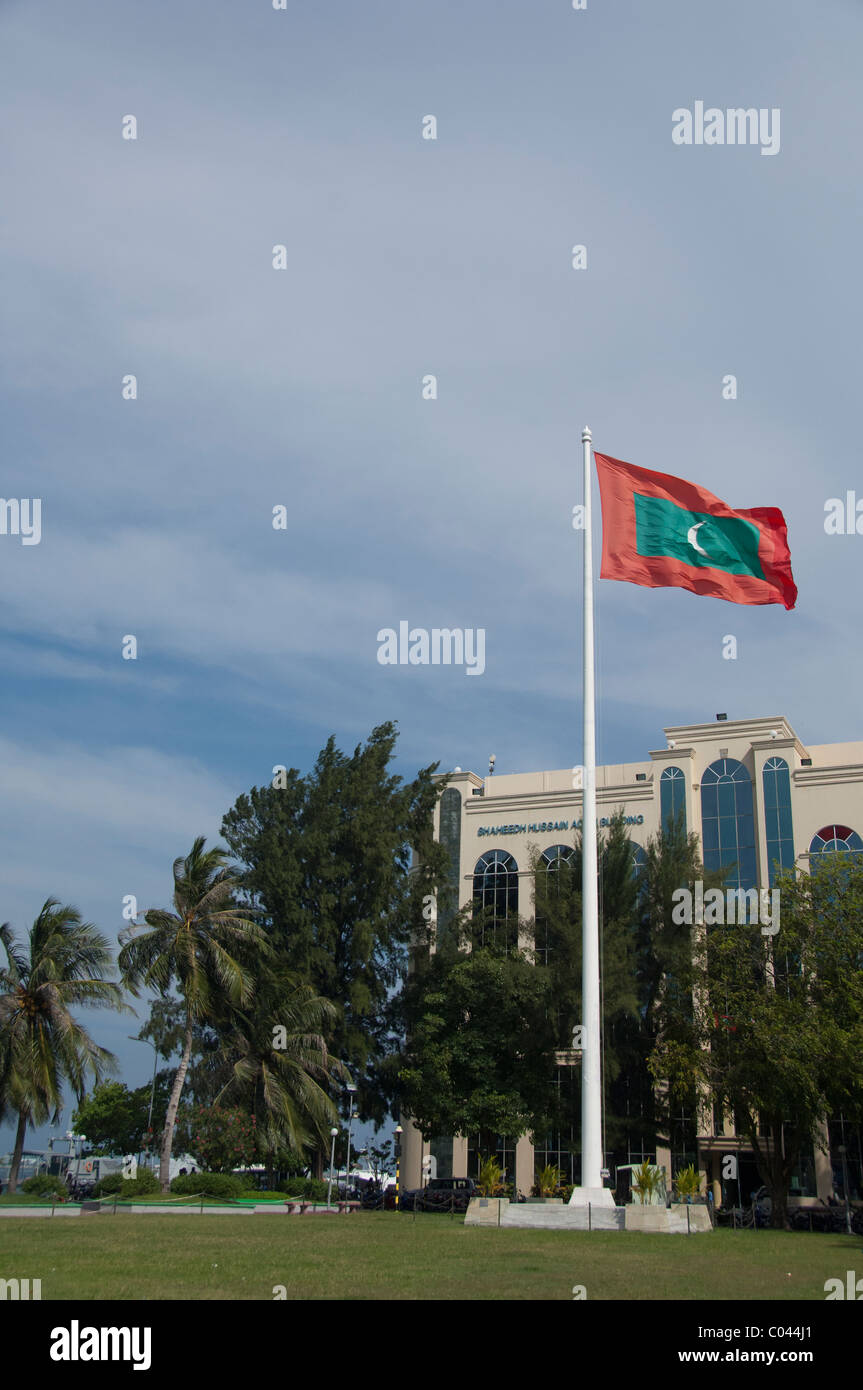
left=594, top=453, right=797, bottom=610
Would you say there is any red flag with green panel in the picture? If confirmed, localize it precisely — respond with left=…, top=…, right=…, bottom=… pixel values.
left=594, top=452, right=797, bottom=610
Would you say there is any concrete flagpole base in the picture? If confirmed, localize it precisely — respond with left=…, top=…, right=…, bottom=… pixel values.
left=567, top=1186, right=616, bottom=1208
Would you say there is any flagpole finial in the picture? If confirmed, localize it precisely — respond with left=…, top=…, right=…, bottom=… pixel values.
left=582, top=425, right=592, bottom=443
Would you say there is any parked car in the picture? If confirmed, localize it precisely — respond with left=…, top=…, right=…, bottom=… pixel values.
left=398, top=1177, right=478, bottom=1213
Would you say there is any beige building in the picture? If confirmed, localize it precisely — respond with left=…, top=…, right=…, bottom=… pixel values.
left=401, top=714, right=863, bottom=1206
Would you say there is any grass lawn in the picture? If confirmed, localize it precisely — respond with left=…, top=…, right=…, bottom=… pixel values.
left=1, top=1212, right=860, bottom=1300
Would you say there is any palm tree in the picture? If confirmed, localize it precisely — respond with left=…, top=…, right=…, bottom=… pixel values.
left=218, top=974, right=346, bottom=1168
left=118, top=837, right=268, bottom=1191
left=0, top=902, right=125, bottom=1194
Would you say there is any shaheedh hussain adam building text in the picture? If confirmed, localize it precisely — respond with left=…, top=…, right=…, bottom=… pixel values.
left=400, top=714, right=863, bottom=1208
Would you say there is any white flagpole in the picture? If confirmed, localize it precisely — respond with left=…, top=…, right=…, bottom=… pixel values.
left=570, top=424, right=613, bottom=1207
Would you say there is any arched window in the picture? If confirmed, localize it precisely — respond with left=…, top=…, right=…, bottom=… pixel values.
left=533, top=845, right=575, bottom=966
left=540, top=844, right=575, bottom=874
left=809, top=825, right=863, bottom=869
left=629, top=841, right=647, bottom=876
left=473, top=850, right=519, bottom=950
left=660, top=766, right=686, bottom=834
left=762, top=757, right=795, bottom=887
left=700, top=758, right=757, bottom=892
left=436, top=787, right=462, bottom=941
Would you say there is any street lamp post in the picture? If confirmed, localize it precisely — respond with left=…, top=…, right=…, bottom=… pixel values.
left=344, top=1083, right=357, bottom=1200
left=128, top=1036, right=159, bottom=1171
left=327, top=1127, right=339, bottom=1209
left=394, top=1124, right=403, bottom=1210
left=838, top=1145, right=852, bottom=1236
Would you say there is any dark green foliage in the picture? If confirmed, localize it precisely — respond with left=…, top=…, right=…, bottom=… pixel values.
left=400, top=810, right=713, bottom=1168
left=0, top=903, right=125, bottom=1194
left=221, top=722, right=449, bottom=1124
left=90, top=1171, right=125, bottom=1195
left=399, top=944, right=557, bottom=1141
left=92, top=1170, right=160, bottom=1198
left=180, top=1103, right=258, bottom=1173
left=212, top=976, right=343, bottom=1165
left=277, top=1177, right=330, bottom=1201
left=651, top=853, right=863, bottom=1227
left=73, top=1077, right=174, bottom=1157
left=20, top=1174, right=67, bottom=1197
left=117, top=837, right=268, bottom=1192
left=169, top=1172, right=245, bottom=1199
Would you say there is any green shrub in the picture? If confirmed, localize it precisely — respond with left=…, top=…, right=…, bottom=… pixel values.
left=674, top=1164, right=702, bottom=1201
left=533, top=1164, right=563, bottom=1198
left=170, top=1172, right=244, bottom=1199
left=277, top=1177, right=329, bottom=1201
left=477, top=1156, right=504, bottom=1197
left=91, top=1172, right=123, bottom=1196
left=20, top=1174, right=67, bottom=1198
left=632, top=1161, right=662, bottom=1205
left=92, top=1170, right=160, bottom=1198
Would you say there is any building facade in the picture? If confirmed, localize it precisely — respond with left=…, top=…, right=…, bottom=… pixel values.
left=401, top=714, right=863, bottom=1206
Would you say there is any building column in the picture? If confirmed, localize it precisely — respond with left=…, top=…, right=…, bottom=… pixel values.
left=515, top=1135, right=534, bottom=1198
left=453, top=1134, right=469, bottom=1179
left=814, top=1118, right=833, bottom=1200
left=401, top=1118, right=423, bottom=1191
left=656, top=1140, right=671, bottom=1196
left=710, top=1153, right=722, bottom=1206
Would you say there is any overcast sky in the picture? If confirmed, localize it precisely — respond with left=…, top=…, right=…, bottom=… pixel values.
left=2, top=0, right=861, bottom=1148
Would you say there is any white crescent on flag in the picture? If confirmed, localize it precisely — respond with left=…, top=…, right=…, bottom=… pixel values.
left=687, top=521, right=709, bottom=557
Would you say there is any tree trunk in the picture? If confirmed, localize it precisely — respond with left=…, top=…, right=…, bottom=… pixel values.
left=159, top=1024, right=193, bottom=1193
left=771, top=1187, right=789, bottom=1230
left=6, top=1112, right=28, bottom=1196
left=750, top=1122, right=794, bottom=1230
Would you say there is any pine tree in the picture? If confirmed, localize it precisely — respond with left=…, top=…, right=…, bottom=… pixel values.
left=221, top=722, right=448, bottom=1126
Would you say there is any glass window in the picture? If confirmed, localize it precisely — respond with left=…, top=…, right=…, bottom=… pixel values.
left=670, top=1107, right=697, bottom=1176
left=788, top=1148, right=817, bottom=1198
left=762, top=757, right=795, bottom=887
left=436, top=788, right=462, bottom=941
left=809, top=824, right=863, bottom=870
left=660, top=766, right=687, bottom=834
left=468, top=1131, right=517, bottom=1192
left=533, top=1066, right=580, bottom=1189
left=629, top=841, right=647, bottom=875
left=472, top=849, right=519, bottom=950
left=533, top=845, right=575, bottom=966
left=828, top=1117, right=863, bottom=1202
left=700, top=758, right=757, bottom=893
left=626, top=840, right=647, bottom=902
left=429, top=1135, right=453, bottom=1182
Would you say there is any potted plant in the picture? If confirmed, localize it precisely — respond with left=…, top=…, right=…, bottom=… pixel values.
left=476, top=1155, right=505, bottom=1197
left=631, top=1160, right=662, bottom=1205
left=530, top=1164, right=564, bottom=1202
left=674, top=1164, right=702, bottom=1204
